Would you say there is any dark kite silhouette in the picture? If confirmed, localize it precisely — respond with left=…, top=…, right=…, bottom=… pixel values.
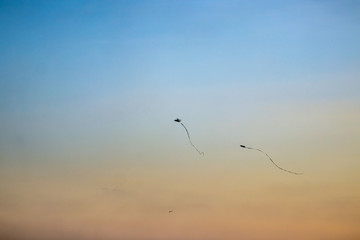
left=174, top=118, right=204, bottom=155
left=240, top=145, right=303, bottom=175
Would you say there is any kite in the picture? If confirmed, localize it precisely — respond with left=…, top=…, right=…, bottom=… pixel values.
left=240, top=145, right=303, bottom=175
left=174, top=118, right=204, bottom=155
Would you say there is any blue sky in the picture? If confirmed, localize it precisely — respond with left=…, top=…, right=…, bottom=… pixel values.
left=1, top=0, right=359, bottom=164
left=1, top=0, right=359, bottom=111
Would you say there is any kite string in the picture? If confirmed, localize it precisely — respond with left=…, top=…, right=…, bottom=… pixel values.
left=246, top=146, right=303, bottom=175
left=180, top=123, right=204, bottom=155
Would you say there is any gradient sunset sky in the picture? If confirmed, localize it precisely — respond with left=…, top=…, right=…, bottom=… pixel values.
left=1, top=1, right=360, bottom=239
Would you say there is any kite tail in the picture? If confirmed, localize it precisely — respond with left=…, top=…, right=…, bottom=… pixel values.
left=180, top=123, right=204, bottom=155
left=245, top=146, right=302, bottom=175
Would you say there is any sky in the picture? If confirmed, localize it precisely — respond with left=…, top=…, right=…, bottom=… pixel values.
left=1, top=0, right=360, bottom=239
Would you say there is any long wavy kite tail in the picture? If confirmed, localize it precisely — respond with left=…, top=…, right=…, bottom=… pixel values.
left=181, top=123, right=204, bottom=156
left=240, top=145, right=303, bottom=175
left=174, top=118, right=204, bottom=156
